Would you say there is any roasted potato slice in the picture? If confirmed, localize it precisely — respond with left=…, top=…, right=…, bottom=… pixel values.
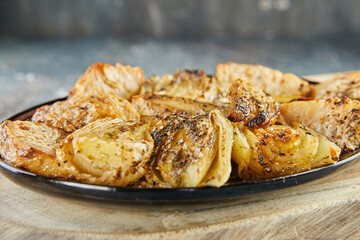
left=146, top=110, right=233, bottom=188
left=228, top=78, right=280, bottom=128
left=215, top=63, right=311, bottom=97
left=69, top=62, right=145, bottom=100
left=32, top=93, right=139, bottom=133
left=132, top=94, right=231, bottom=118
left=232, top=124, right=341, bottom=180
left=0, top=120, right=73, bottom=178
left=57, top=118, right=154, bottom=186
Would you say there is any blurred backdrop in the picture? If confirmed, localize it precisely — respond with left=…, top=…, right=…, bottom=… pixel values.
left=1, top=0, right=360, bottom=38
left=0, top=0, right=359, bottom=119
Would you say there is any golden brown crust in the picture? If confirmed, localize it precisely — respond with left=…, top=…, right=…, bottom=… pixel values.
left=32, top=93, right=139, bottom=133
left=228, top=78, right=280, bottom=128
left=0, top=120, right=72, bottom=178
left=215, top=63, right=311, bottom=97
left=69, top=62, right=145, bottom=100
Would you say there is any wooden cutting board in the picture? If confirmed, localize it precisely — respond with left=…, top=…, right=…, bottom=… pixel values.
left=1, top=159, right=360, bottom=240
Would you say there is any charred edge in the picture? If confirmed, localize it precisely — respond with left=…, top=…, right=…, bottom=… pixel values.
left=245, top=111, right=268, bottom=128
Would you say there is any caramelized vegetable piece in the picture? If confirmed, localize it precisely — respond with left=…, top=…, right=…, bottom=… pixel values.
left=132, top=94, right=231, bottom=118
left=215, top=63, right=311, bottom=97
left=140, top=69, right=219, bottom=103
left=32, top=93, right=139, bottom=133
left=232, top=124, right=341, bottom=180
left=57, top=118, right=154, bottom=186
left=281, top=98, right=360, bottom=151
left=69, top=62, right=145, bottom=100
left=200, top=110, right=234, bottom=187
left=312, top=71, right=360, bottom=100
left=147, top=114, right=216, bottom=188
left=0, top=120, right=73, bottom=178
left=228, top=78, right=280, bottom=128
left=146, top=110, right=233, bottom=188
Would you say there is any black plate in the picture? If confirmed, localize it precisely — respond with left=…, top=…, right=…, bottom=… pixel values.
left=1, top=98, right=360, bottom=203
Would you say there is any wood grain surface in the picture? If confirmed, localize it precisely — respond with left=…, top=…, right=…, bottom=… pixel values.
left=1, top=159, right=360, bottom=240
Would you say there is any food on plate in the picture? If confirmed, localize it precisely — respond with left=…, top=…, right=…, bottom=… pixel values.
left=311, top=71, right=360, bottom=100
left=32, top=93, right=139, bottom=133
left=145, top=110, right=233, bottom=187
left=69, top=62, right=145, bottom=100
left=228, top=78, right=280, bottom=128
left=0, top=61, right=357, bottom=188
left=281, top=98, right=360, bottom=151
left=141, top=69, right=219, bottom=103
left=232, top=124, right=341, bottom=180
left=202, top=111, right=234, bottom=186
left=132, top=94, right=231, bottom=118
left=0, top=120, right=71, bottom=178
left=215, top=63, right=311, bottom=97
left=57, top=118, right=154, bottom=186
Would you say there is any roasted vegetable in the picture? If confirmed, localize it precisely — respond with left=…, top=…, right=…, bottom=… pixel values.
left=228, top=78, right=280, bottom=128
left=312, top=71, right=360, bottom=100
left=132, top=94, right=231, bottom=118
left=57, top=118, right=154, bottom=186
left=0, top=61, right=353, bottom=189
left=215, top=63, right=311, bottom=97
left=281, top=98, right=360, bottom=151
left=232, top=124, right=341, bottom=180
left=0, top=120, right=73, bottom=178
left=146, top=110, right=233, bottom=188
left=140, top=69, right=219, bottom=103
left=32, top=93, right=139, bottom=133
left=201, top=110, right=234, bottom=187
left=69, top=62, right=145, bottom=100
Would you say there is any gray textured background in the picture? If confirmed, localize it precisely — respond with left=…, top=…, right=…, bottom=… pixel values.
left=1, top=0, right=360, bottom=38
left=0, top=0, right=359, bottom=120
